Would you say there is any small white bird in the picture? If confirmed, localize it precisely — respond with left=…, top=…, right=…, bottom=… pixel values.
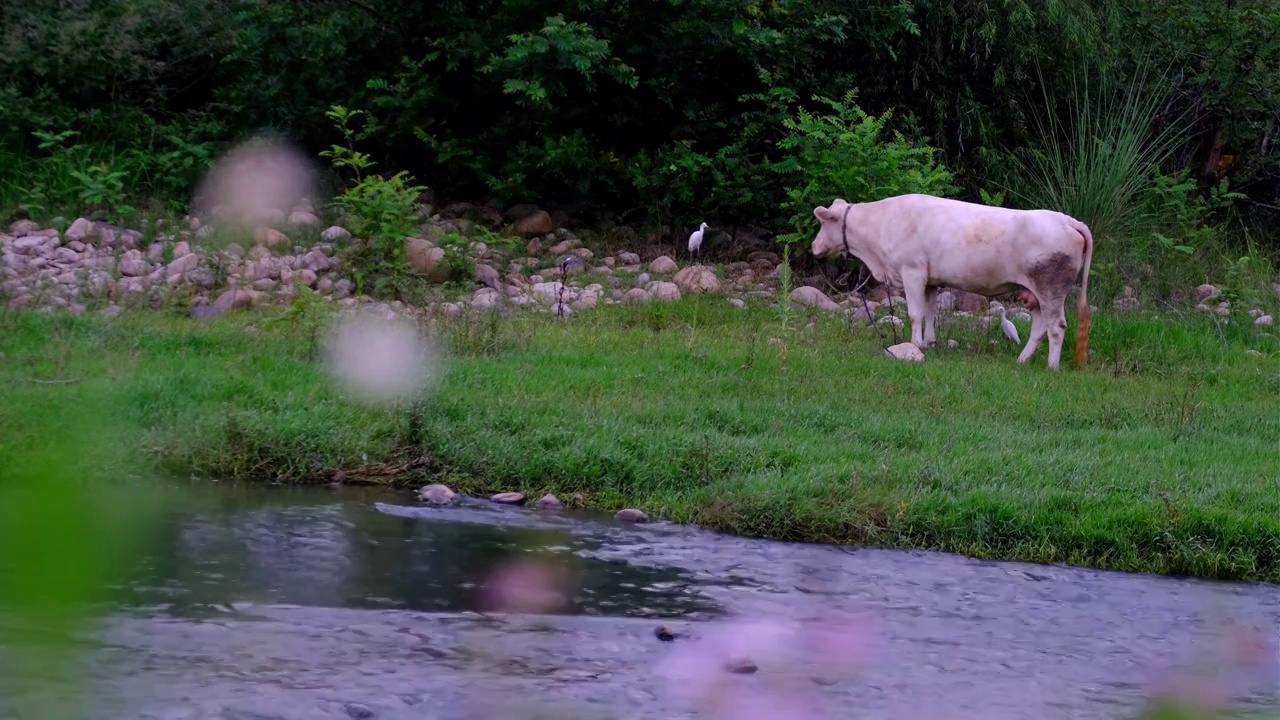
left=688, top=222, right=707, bottom=261
left=997, top=305, right=1020, bottom=344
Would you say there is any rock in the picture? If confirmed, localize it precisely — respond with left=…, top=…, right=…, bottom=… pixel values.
left=649, top=281, right=681, bottom=302
left=557, top=255, right=586, bottom=275
left=321, top=226, right=351, bottom=241
left=8, top=219, right=36, bottom=236
left=648, top=256, right=678, bottom=274
left=615, top=508, right=648, bottom=523
left=655, top=625, right=678, bottom=642
left=289, top=210, right=319, bottom=226
left=728, top=297, right=745, bottom=309
left=673, top=265, right=722, bottom=293
left=490, top=492, right=526, bottom=505
left=167, top=253, right=200, bottom=276
left=440, top=302, right=461, bottom=318
left=618, top=251, right=641, bottom=265
left=302, top=249, right=331, bottom=273
left=623, top=288, right=650, bottom=305
left=504, top=203, right=542, bottom=222
left=549, top=239, right=577, bottom=255
left=172, top=241, right=192, bottom=258
left=936, top=291, right=955, bottom=311
left=187, top=267, right=216, bottom=289
left=334, top=278, right=353, bottom=297
left=878, top=315, right=904, bottom=328
left=574, top=290, right=598, bottom=309
left=789, top=286, right=840, bottom=311
left=64, top=218, right=97, bottom=243
left=13, top=236, right=49, bottom=253
left=1114, top=295, right=1140, bottom=312
left=535, top=494, right=563, bottom=509
left=343, top=702, right=375, bottom=720
left=532, top=281, right=565, bottom=304
left=405, top=238, right=448, bottom=281
left=886, top=342, right=925, bottom=362
left=513, top=210, right=554, bottom=236
left=475, top=263, right=501, bottom=289
left=418, top=483, right=457, bottom=505
left=551, top=302, right=572, bottom=318
left=953, top=290, right=988, bottom=313
left=472, top=287, right=501, bottom=309
left=1196, top=284, right=1220, bottom=302
left=191, top=306, right=225, bottom=320
left=637, top=272, right=651, bottom=285
left=213, top=288, right=258, bottom=311
left=253, top=226, right=289, bottom=248
left=119, top=250, right=148, bottom=277
left=526, top=237, right=542, bottom=255
left=947, top=339, right=959, bottom=348
left=287, top=268, right=318, bottom=287
left=1257, top=315, right=1274, bottom=326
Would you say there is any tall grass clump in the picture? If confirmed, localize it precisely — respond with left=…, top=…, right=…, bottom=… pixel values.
left=1004, top=62, right=1194, bottom=246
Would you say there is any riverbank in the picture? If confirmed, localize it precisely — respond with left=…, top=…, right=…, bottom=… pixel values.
left=3, top=301, right=1278, bottom=582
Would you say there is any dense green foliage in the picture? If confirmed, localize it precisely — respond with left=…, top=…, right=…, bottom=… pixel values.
left=2, top=0, right=1279, bottom=243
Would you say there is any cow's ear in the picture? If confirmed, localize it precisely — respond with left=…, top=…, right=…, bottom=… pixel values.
left=814, top=205, right=838, bottom=222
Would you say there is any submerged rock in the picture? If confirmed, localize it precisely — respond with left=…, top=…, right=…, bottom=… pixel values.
left=535, top=494, right=563, bottom=509
left=615, top=508, right=648, bottom=523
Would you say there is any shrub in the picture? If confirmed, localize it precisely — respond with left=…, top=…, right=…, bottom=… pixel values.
left=320, top=106, right=427, bottom=299
left=772, top=90, right=958, bottom=245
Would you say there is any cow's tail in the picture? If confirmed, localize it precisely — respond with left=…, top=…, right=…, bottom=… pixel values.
left=1069, top=218, right=1094, bottom=369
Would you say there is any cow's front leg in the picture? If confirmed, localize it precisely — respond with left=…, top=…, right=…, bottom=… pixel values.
left=923, top=286, right=939, bottom=347
left=902, top=271, right=929, bottom=349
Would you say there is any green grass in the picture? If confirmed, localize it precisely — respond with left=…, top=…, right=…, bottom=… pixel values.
left=2, top=298, right=1279, bottom=581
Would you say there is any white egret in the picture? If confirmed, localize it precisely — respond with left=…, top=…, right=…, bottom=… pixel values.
left=997, top=305, right=1020, bottom=344
left=688, top=222, right=707, bottom=261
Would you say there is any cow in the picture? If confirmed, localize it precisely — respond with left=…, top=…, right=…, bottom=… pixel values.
left=810, top=193, right=1093, bottom=369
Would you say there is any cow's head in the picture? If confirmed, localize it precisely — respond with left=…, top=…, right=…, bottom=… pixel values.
left=810, top=199, right=850, bottom=258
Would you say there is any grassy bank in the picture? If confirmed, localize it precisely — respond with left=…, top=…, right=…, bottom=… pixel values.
left=2, top=299, right=1279, bottom=581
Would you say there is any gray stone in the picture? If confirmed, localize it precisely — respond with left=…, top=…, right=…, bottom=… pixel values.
left=490, top=492, right=525, bottom=505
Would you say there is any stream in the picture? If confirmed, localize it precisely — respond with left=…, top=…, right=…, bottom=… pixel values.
left=1, top=483, right=1278, bottom=719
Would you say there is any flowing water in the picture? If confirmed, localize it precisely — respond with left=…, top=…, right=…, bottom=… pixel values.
left=2, top=482, right=1279, bottom=719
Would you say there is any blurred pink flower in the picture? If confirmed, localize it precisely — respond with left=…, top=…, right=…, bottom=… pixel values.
left=478, top=558, right=569, bottom=615
left=654, top=613, right=873, bottom=719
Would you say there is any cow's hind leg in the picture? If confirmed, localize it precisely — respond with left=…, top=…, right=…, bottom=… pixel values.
left=923, top=286, right=939, bottom=347
left=1043, top=296, right=1069, bottom=369
left=1028, top=251, right=1081, bottom=370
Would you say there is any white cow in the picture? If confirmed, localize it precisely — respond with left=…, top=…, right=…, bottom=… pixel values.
left=810, top=193, right=1094, bottom=369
